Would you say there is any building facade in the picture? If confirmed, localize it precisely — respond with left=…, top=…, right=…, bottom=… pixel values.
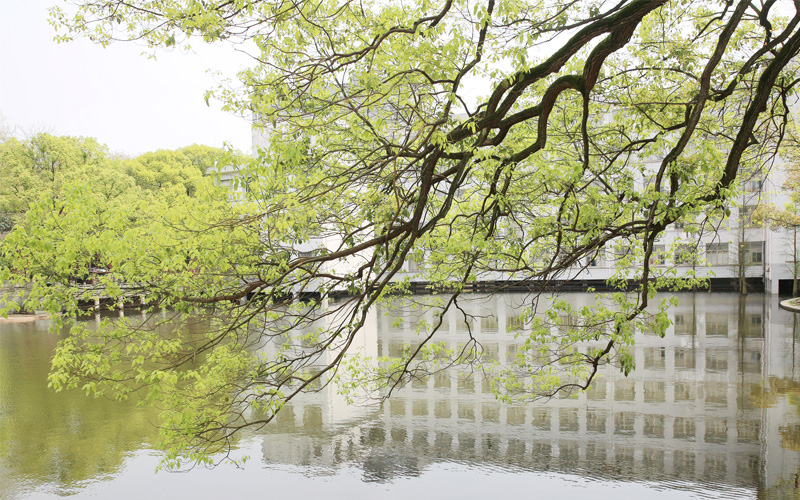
left=247, top=117, right=798, bottom=295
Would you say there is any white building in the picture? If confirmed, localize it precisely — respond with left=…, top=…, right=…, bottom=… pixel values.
left=245, top=115, right=798, bottom=296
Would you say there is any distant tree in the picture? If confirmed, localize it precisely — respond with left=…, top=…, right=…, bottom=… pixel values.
left=121, top=146, right=231, bottom=196
left=122, top=150, right=201, bottom=195
left=0, top=135, right=230, bottom=287
left=177, top=144, right=228, bottom=173
left=0, top=114, right=12, bottom=143
left=0, top=134, right=110, bottom=213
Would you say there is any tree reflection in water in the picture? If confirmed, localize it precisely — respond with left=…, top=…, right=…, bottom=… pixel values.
left=2, top=293, right=800, bottom=499
left=258, top=293, right=800, bottom=496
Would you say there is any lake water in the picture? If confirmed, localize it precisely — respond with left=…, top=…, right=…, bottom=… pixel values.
left=2, top=293, right=799, bottom=499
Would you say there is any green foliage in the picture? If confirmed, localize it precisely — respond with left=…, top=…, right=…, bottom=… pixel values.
left=0, top=213, right=13, bottom=232
left=0, top=134, right=109, bottom=214
left=0, top=134, right=230, bottom=217
left=18, top=0, right=800, bottom=467
left=120, top=146, right=227, bottom=197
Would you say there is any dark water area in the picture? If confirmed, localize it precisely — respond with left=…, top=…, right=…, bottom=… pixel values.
left=1, top=293, right=799, bottom=499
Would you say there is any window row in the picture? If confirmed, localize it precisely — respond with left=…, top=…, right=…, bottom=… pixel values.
left=648, top=241, right=764, bottom=266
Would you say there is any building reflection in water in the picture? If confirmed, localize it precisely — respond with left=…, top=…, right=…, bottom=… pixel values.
left=257, top=293, right=800, bottom=497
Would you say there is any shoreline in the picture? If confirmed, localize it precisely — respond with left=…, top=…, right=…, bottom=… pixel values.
left=0, top=313, right=51, bottom=323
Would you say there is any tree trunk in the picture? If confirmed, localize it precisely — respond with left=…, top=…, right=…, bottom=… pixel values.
left=739, top=242, right=748, bottom=295
left=794, top=228, right=798, bottom=296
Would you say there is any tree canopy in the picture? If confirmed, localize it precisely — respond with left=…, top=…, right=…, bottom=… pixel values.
left=0, top=134, right=110, bottom=214
left=0, top=136, right=229, bottom=216
left=5, top=0, right=800, bottom=466
left=0, top=135, right=230, bottom=279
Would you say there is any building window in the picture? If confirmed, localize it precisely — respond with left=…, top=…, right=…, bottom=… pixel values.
left=674, top=313, right=694, bottom=335
left=706, top=243, right=729, bottom=266
left=741, top=241, right=764, bottom=265
left=644, top=347, right=666, bottom=370
left=407, top=255, right=424, bottom=272
left=588, top=248, right=605, bottom=267
left=610, top=243, right=635, bottom=264
left=674, top=244, right=697, bottom=265
left=706, top=210, right=728, bottom=230
left=739, top=205, right=758, bottom=226
left=741, top=314, right=764, bottom=338
left=744, top=179, right=763, bottom=192
left=649, top=244, right=666, bottom=265
left=674, top=348, right=696, bottom=369
left=706, top=313, right=729, bottom=336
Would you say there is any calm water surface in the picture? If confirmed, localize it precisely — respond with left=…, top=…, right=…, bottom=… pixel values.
left=2, top=293, right=800, bottom=499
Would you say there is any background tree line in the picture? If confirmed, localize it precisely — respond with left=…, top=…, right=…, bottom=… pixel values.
left=0, top=132, right=235, bottom=278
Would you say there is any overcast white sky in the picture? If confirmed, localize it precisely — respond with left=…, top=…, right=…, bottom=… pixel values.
left=0, top=0, right=253, bottom=156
